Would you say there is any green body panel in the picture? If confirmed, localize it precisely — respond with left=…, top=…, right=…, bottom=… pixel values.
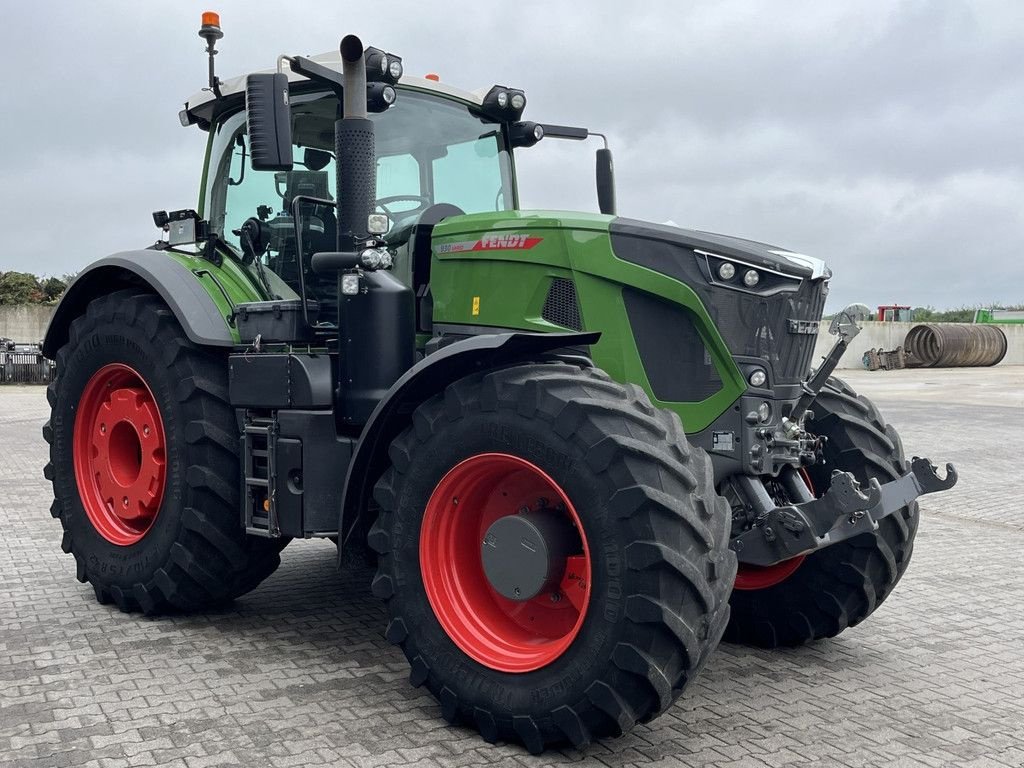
left=430, top=210, right=747, bottom=432
left=164, top=247, right=269, bottom=344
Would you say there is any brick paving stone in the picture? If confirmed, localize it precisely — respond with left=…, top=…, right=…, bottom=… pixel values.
left=2, top=370, right=1023, bottom=767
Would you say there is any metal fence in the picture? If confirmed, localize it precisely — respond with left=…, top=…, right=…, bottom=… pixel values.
left=0, top=339, right=55, bottom=384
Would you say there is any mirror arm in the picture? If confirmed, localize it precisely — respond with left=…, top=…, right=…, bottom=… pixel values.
left=287, top=56, right=346, bottom=100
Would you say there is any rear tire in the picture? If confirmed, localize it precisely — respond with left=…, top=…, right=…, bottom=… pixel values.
left=369, top=362, right=736, bottom=752
left=724, top=376, right=918, bottom=647
left=43, top=290, right=286, bottom=614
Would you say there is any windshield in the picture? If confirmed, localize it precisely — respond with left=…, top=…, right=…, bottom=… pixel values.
left=205, top=89, right=513, bottom=296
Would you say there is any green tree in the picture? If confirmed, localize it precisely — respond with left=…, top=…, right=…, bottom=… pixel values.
left=41, top=276, right=68, bottom=303
left=0, top=272, right=43, bottom=305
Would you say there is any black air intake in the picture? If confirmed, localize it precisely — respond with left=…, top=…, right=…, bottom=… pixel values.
left=541, top=278, right=584, bottom=331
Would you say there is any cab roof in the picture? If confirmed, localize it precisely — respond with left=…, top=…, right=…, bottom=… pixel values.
left=182, top=50, right=486, bottom=128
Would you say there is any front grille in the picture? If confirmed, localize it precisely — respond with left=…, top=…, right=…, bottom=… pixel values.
left=541, top=278, right=584, bottom=331
left=712, top=278, right=827, bottom=383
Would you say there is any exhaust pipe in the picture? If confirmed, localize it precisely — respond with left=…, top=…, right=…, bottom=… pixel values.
left=333, top=35, right=415, bottom=428
left=336, top=35, right=374, bottom=249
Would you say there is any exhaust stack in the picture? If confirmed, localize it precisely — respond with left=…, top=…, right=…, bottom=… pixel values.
left=335, top=35, right=374, bottom=249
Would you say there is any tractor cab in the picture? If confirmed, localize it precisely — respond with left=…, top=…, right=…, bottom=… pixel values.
left=182, top=42, right=613, bottom=342
left=189, top=65, right=515, bottom=329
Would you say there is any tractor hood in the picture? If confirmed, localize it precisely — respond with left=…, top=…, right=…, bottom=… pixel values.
left=611, top=218, right=830, bottom=281
left=431, top=210, right=828, bottom=281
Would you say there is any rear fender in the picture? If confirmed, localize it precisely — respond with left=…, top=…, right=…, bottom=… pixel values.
left=43, top=251, right=237, bottom=358
left=337, top=330, right=600, bottom=553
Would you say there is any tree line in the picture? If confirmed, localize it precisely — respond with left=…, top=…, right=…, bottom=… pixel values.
left=0, top=272, right=74, bottom=305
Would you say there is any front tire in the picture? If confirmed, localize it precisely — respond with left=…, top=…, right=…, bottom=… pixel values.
left=369, top=362, right=736, bottom=752
left=43, top=290, right=286, bottom=614
left=725, top=376, right=919, bottom=647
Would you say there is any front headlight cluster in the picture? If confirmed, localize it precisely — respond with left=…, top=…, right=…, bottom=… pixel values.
left=699, top=250, right=802, bottom=297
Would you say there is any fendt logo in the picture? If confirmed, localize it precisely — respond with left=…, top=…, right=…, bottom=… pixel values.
left=437, top=233, right=543, bottom=254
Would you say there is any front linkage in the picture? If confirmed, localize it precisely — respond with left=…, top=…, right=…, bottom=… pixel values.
left=732, top=305, right=959, bottom=567
left=732, top=458, right=957, bottom=566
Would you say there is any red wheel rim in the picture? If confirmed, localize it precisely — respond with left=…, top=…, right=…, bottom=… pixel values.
left=733, top=469, right=814, bottom=591
left=73, top=363, right=167, bottom=546
left=419, top=453, right=591, bottom=673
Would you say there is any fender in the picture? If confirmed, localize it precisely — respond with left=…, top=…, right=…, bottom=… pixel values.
left=42, top=251, right=236, bottom=358
left=337, top=330, right=600, bottom=551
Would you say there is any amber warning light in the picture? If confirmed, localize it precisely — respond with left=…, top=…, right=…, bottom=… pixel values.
left=198, top=11, right=224, bottom=96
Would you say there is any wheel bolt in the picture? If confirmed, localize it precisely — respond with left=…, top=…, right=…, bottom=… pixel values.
left=550, top=592, right=561, bottom=603
left=143, top=425, right=150, bottom=436
left=452, top=497, right=459, bottom=506
left=100, top=424, right=106, bottom=434
left=122, top=497, right=129, bottom=507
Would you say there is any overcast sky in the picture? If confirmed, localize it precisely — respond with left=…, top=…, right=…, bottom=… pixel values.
left=1, top=0, right=1020, bottom=311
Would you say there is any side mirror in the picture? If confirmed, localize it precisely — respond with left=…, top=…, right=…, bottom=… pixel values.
left=246, top=73, right=293, bottom=171
left=596, top=148, right=616, bottom=215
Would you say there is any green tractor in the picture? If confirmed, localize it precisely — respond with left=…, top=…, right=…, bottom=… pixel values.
left=42, top=17, right=957, bottom=753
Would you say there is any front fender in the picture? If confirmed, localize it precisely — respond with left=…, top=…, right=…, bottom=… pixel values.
left=43, top=251, right=237, bottom=358
left=337, top=330, right=600, bottom=552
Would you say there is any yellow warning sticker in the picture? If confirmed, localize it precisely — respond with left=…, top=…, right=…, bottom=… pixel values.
left=472, top=296, right=480, bottom=316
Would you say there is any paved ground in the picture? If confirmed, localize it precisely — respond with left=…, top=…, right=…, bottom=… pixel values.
left=1, top=369, right=1022, bottom=768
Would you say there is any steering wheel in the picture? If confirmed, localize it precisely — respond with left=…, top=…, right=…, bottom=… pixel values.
left=375, top=194, right=432, bottom=219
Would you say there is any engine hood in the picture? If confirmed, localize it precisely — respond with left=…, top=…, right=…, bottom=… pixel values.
left=612, top=218, right=830, bottom=280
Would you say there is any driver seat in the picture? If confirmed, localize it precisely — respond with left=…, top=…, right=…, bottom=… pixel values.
left=406, top=203, right=464, bottom=333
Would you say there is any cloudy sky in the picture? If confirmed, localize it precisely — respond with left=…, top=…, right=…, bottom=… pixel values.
left=1, top=0, right=1020, bottom=311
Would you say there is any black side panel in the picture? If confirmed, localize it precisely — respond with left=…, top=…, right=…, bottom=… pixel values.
left=339, top=271, right=416, bottom=427
left=229, top=353, right=334, bottom=409
left=276, top=410, right=354, bottom=536
left=42, top=252, right=235, bottom=358
left=541, top=277, right=584, bottom=331
left=623, top=288, right=723, bottom=402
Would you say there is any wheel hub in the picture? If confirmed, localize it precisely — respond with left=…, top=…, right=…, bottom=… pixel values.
left=419, top=453, right=592, bottom=673
left=73, top=364, right=167, bottom=546
left=481, top=510, right=575, bottom=601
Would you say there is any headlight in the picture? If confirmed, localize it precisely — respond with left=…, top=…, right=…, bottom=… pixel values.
left=757, top=401, right=771, bottom=422
left=366, top=83, right=398, bottom=112
left=696, top=250, right=805, bottom=297
left=341, top=274, right=361, bottom=295
left=367, top=213, right=390, bottom=234
left=364, top=47, right=403, bottom=85
left=481, top=85, right=528, bottom=120
left=749, top=369, right=767, bottom=388
left=508, top=121, right=545, bottom=148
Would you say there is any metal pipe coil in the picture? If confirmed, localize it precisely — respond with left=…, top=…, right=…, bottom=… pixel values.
left=904, top=323, right=1007, bottom=367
